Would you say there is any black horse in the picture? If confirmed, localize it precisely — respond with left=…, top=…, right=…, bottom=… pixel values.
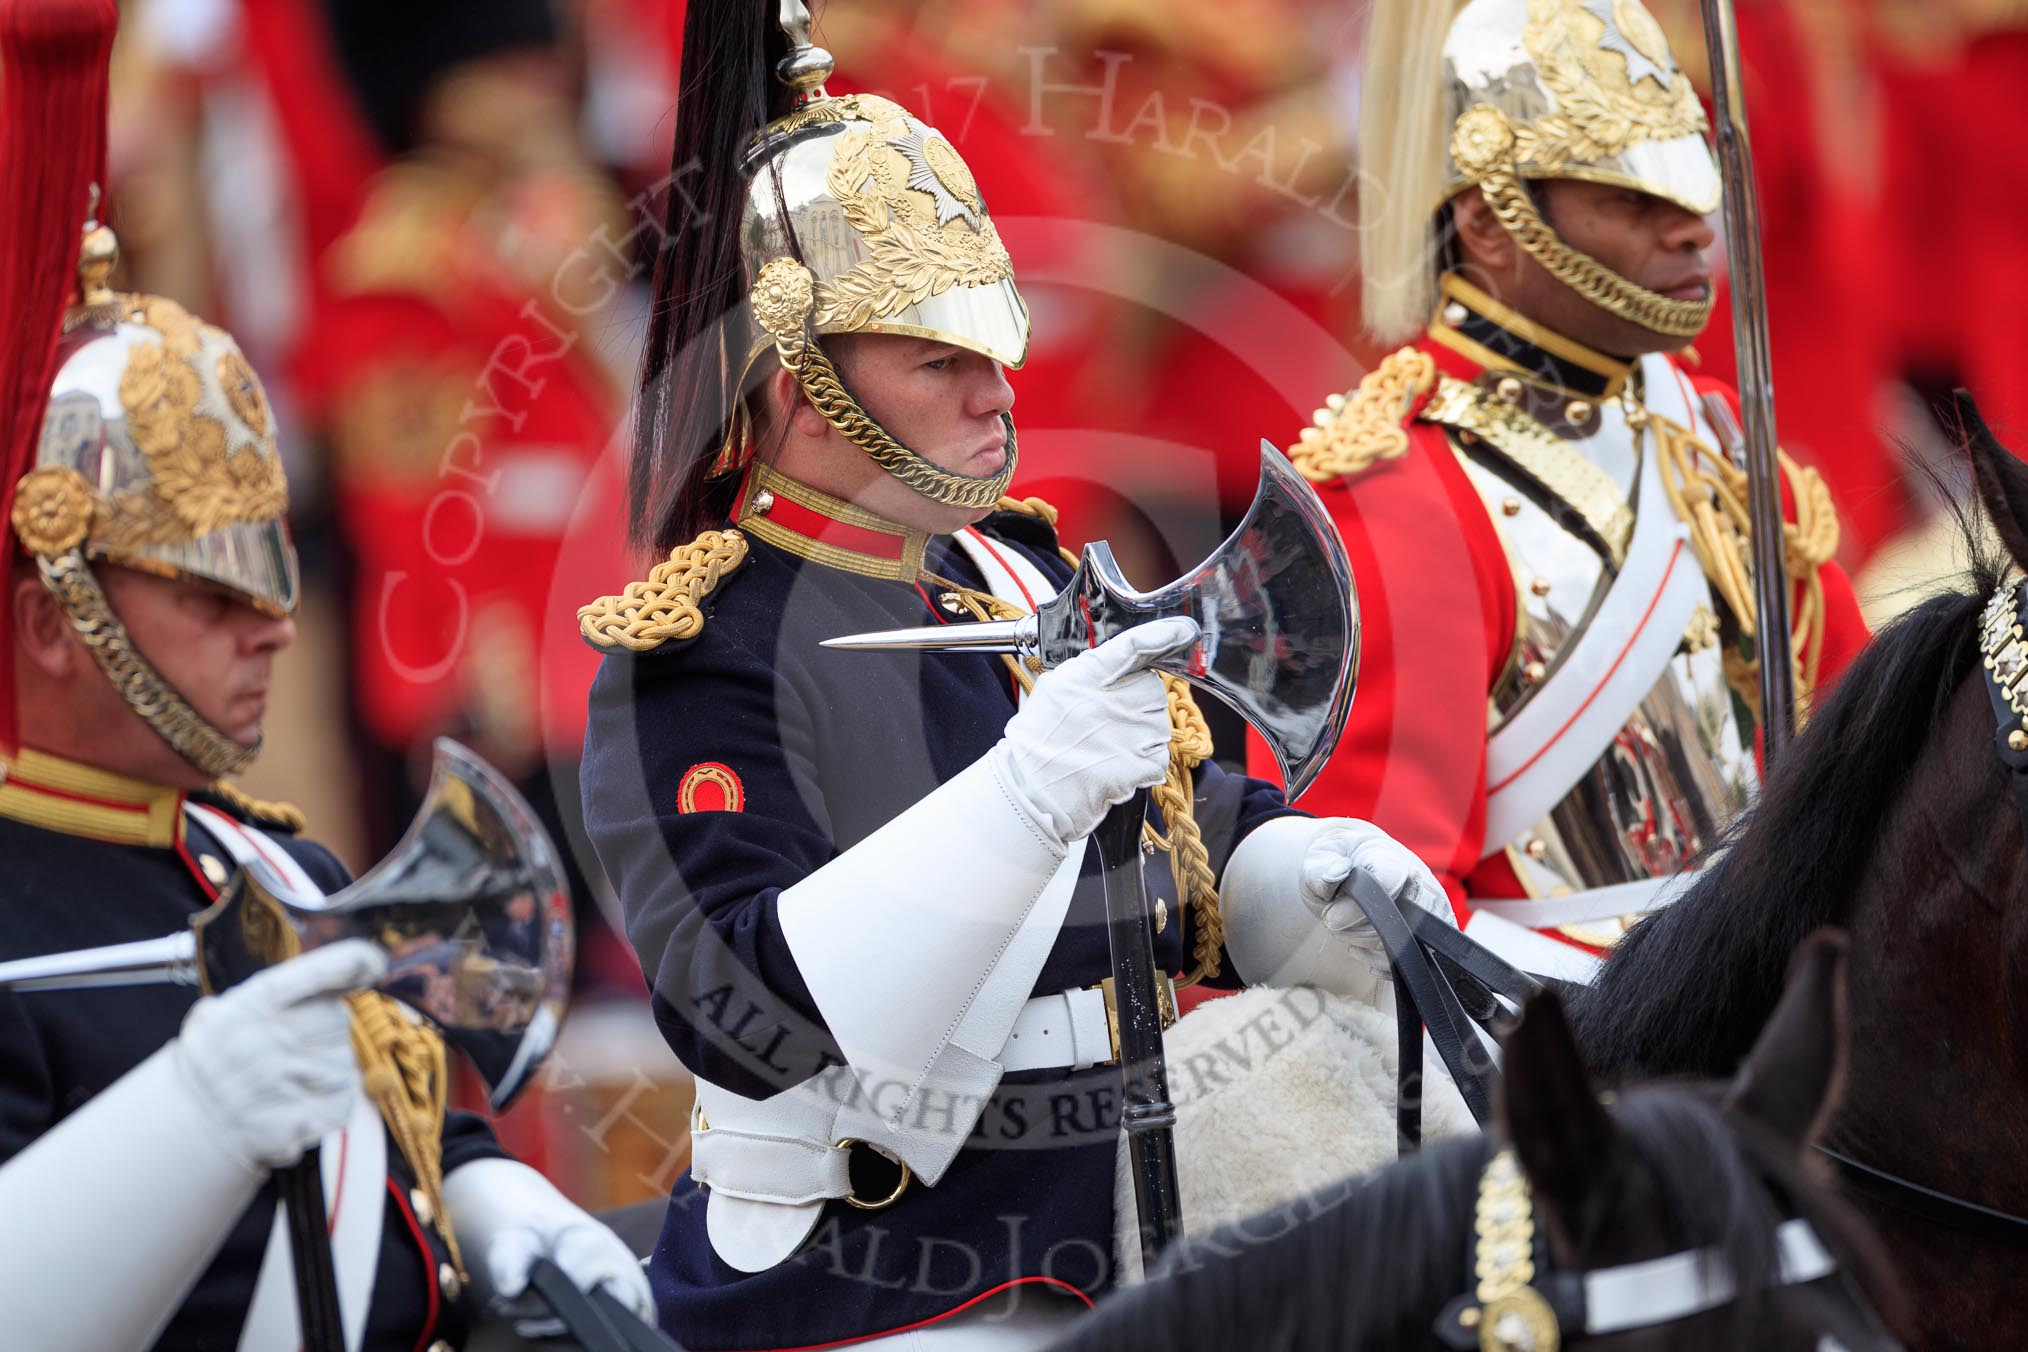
left=1569, top=395, right=2028, bottom=1348
left=1048, top=932, right=1901, bottom=1351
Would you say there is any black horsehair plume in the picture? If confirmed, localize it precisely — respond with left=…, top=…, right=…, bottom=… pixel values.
left=632, top=0, right=797, bottom=552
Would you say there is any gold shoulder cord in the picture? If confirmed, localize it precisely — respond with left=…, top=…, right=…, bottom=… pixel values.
left=579, top=529, right=751, bottom=653
left=207, top=780, right=307, bottom=834
left=347, top=991, right=464, bottom=1279
left=946, top=497, right=1225, bottom=988
left=1643, top=401, right=1838, bottom=716
left=1291, top=347, right=1437, bottom=485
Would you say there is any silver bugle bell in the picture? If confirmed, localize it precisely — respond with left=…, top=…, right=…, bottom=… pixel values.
left=0, top=738, right=573, bottom=1109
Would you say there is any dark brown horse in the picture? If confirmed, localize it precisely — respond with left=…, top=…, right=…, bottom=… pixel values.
left=1048, top=933, right=1900, bottom=1351
left=1570, top=394, right=2028, bottom=1349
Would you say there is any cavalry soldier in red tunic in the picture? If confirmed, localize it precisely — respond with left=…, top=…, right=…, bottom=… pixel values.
left=1262, top=0, right=1871, bottom=980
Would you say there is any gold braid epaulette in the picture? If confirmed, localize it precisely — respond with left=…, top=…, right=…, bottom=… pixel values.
left=984, top=497, right=1225, bottom=987
left=348, top=991, right=463, bottom=1279
left=578, top=529, right=750, bottom=652
left=207, top=781, right=306, bottom=834
left=1289, top=347, right=1437, bottom=485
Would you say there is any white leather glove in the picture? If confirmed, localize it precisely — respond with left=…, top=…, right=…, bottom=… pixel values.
left=988, top=617, right=1199, bottom=850
left=443, top=1158, right=655, bottom=1334
left=1299, top=820, right=1458, bottom=977
left=175, top=939, right=387, bottom=1168
left=1221, top=816, right=1458, bottom=1007
left=0, top=939, right=384, bottom=1349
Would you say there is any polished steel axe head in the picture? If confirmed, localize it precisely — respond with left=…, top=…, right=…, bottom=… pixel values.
left=824, top=441, right=1359, bottom=801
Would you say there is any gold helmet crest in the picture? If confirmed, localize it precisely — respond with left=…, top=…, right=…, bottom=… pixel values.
left=715, top=6, right=1030, bottom=509
left=9, top=216, right=297, bottom=777
left=1361, top=0, right=1721, bottom=342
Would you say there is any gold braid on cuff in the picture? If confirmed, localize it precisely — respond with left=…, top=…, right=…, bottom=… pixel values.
left=1451, top=105, right=1712, bottom=340
left=752, top=259, right=1017, bottom=510
left=38, top=551, right=259, bottom=778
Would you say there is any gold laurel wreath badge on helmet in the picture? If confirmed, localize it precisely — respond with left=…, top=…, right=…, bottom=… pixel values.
left=721, top=29, right=1030, bottom=505
left=1358, top=0, right=1721, bottom=342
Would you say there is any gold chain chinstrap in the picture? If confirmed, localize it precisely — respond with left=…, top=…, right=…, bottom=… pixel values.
left=38, top=551, right=257, bottom=778
left=751, top=258, right=1016, bottom=510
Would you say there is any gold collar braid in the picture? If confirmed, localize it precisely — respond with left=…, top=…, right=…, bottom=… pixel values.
left=1450, top=106, right=1713, bottom=340
left=37, top=550, right=258, bottom=778
left=943, top=496, right=1225, bottom=988
left=750, top=259, right=1017, bottom=510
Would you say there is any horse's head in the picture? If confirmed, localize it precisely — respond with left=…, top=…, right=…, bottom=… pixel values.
left=1482, top=931, right=1904, bottom=1350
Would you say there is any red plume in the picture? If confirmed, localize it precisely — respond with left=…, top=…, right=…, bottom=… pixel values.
left=0, top=0, right=116, bottom=754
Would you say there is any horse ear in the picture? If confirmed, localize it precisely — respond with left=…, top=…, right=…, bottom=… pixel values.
left=1499, top=986, right=1615, bottom=1219
left=1722, top=929, right=1850, bottom=1148
left=1959, top=390, right=2028, bottom=575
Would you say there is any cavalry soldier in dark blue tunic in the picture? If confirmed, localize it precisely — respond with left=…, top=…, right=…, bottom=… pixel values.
left=0, top=2, right=651, bottom=1344
left=577, top=4, right=1457, bottom=1348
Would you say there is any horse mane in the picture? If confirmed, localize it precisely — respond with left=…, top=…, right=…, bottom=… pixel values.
left=1568, top=553, right=2002, bottom=1083
left=1050, top=1086, right=1897, bottom=1350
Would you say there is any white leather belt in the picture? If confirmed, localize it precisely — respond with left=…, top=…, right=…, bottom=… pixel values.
left=998, top=977, right=1178, bottom=1074
left=1468, top=871, right=1696, bottom=930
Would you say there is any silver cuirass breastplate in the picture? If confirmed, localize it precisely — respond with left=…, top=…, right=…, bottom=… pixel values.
left=1431, top=359, right=1758, bottom=946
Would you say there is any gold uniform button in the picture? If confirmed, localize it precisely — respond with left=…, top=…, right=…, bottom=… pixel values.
left=438, top=1262, right=463, bottom=1302
left=428, top=1342, right=455, bottom=1352
left=751, top=488, right=776, bottom=515
left=1501, top=497, right=1522, bottom=517
left=1524, top=838, right=1549, bottom=860
left=1523, top=660, right=1548, bottom=685
left=1153, top=898, right=1168, bottom=934
left=410, top=1188, right=434, bottom=1227
left=1565, top=399, right=1594, bottom=424
left=198, top=855, right=229, bottom=887
left=1494, top=376, right=1523, bottom=404
left=1530, top=577, right=1552, bottom=598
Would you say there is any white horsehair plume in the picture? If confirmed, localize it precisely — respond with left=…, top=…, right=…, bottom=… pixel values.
left=1357, top=0, right=1469, bottom=344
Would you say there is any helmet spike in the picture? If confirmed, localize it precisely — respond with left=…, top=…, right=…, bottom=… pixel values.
left=774, top=0, right=833, bottom=99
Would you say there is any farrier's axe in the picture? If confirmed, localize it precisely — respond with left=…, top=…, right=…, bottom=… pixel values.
left=824, top=441, right=1360, bottom=1266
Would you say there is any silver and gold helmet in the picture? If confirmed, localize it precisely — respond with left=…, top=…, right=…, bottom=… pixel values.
left=719, top=4, right=1030, bottom=508
left=9, top=220, right=298, bottom=776
left=1361, top=0, right=1720, bottom=342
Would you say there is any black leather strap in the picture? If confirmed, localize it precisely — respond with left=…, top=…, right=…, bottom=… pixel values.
left=526, top=1258, right=681, bottom=1352
left=1346, top=875, right=1504, bottom=1135
left=1820, top=1146, right=2028, bottom=1247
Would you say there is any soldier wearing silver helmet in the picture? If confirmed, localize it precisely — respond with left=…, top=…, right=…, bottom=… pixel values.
left=0, top=0, right=649, bottom=1343
left=577, top=3, right=1456, bottom=1347
left=1272, top=0, right=1871, bottom=981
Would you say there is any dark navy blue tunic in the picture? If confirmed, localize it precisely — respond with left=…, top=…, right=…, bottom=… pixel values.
left=582, top=507, right=1297, bottom=1350
left=0, top=783, right=504, bottom=1351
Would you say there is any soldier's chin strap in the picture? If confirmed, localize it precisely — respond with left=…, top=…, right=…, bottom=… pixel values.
left=1336, top=872, right=1542, bottom=1151
left=37, top=549, right=258, bottom=777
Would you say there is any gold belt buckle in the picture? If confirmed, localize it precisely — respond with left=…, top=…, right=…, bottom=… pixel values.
left=1095, top=975, right=1179, bottom=1067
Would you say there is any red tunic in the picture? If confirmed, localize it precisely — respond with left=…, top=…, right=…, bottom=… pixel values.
left=1253, top=335, right=1870, bottom=923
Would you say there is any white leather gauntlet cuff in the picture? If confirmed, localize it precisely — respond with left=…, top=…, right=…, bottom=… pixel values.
left=0, top=1047, right=265, bottom=1350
